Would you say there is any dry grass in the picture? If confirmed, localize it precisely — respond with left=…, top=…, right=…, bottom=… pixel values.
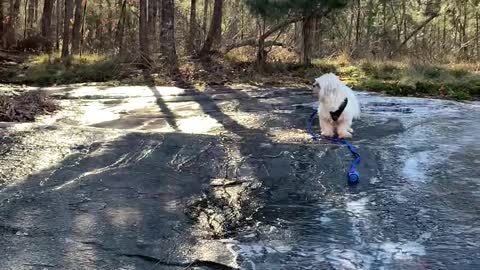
left=2, top=50, right=479, bottom=100
left=1, top=54, right=126, bottom=86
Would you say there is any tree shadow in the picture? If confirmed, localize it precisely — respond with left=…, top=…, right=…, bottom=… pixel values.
left=0, top=78, right=387, bottom=269
left=0, top=131, right=246, bottom=269
left=142, top=70, right=180, bottom=131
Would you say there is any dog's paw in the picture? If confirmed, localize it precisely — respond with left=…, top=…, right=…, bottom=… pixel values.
left=321, top=130, right=335, bottom=137
left=338, top=130, right=352, bottom=139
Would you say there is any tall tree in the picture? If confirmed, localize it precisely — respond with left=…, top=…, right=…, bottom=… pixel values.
left=245, top=0, right=345, bottom=64
left=139, top=0, right=150, bottom=67
left=187, top=0, right=197, bottom=54
left=396, top=0, right=441, bottom=55
left=40, top=0, right=55, bottom=48
left=0, top=0, right=4, bottom=36
left=203, top=0, right=209, bottom=34
left=302, top=16, right=314, bottom=65
left=28, top=0, right=35, bottom=32
left=72, top=0, right=87, bottom=54
left=4, top=0, right=21, bottom=48
left=148, top=0, right=159, bottom=47
left=476, top=8, right=479, bottom=60
left=199, top=0, right=223, bottom=56
left=23, top=0, right=28, bottom=38
left=159, top=0, right=177, bottom=70
left=56, top=0, right=62, bottom=50
left=34, top=0, right=39, bottom=21
left=71, top=0, right=85, bottom=54
left=115, top=0, right=128, bottom=53
left=62, top=0, right=74, bottom=59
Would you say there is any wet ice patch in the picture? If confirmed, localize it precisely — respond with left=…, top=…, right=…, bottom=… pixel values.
left=177, top=116, right=222, bottom=134
left=369, top=177, right=380, bottom=184
left=269, top=240, right=292, bottom=253
left=346, top=197, right=370, bottom=217
left=318, top=216, right=332, bottom=224
left=78, top=97, right=155, bottom=125
left=346, top=196, right=372, bottom=251
left=376, top=241, right=426, bottom=261
left=237, top=244, right=274, bottom=258
left=316, top=248, right=373, bottom=270
left=66, top=85, right=186, bottom=98
left=311, top=240, right=426, bottom=269
left=401, top=151, right=431, bottom=182
left=358, top=94, right=468, bottom=130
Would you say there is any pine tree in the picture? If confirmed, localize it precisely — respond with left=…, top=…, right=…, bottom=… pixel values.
left=245, top=0, right=347, bottom=65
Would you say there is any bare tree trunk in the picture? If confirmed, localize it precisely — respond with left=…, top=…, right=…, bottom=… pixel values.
left=187, top=0, right=197, bottom=54
left=0, top=0, right=4, bottom=44
left=11, top=0, right=21, bottom=23
left=389, top=1, right=400, bottom=42
left=255, top=16, right=304, bottom=65
left=79, top=0, right=87, bottom=54
left=213, top=2, right=223, bottom=47
left=256, top=19, right=266, bottom=65
left=71, top=0, right=84, bottom=54
left=105, top=0, right=113, bottom=51
left=476, top=12, right=479, bottom=60
left=240, top=2, right=245, bottom=40
left=401, top=0, right=406, bottom=41
left=94, top=12, right=101, bottom=51
left=41, top=0, right=54, bottom=38
left=148, top=0, right=158, bottom=49
left=24, top=0, right=29, bottom=38
left=199, top=0, right=223, bottom=56
left=442, top=13, right=446, bottom=51
left=354, top=0, right=361, bottom=47
left=2, top=0, right=20, bottom=48
left=139, top=0, right=150, bottom=68
left=62, top=0, right=74, bottom=59
left=28, top=0, right=35, bottom=31
left=34, top=0, right=38, bottom=22
left=115, top=0, right=127, bottom=54
left=224, top=0, right=241, bottom=42
left=301, top=16, right=313, bottom=65
left=397, top=13, right=439, bottom=52
left=364, top=0, right=374, bottom=54
left=160, top=0, right=177, bottom=70
left=56, top=0, right=62, bottom=50
left=460, top=1, right=468, bottom=59
left=203, top=0, right=209, bottom=34
left=453, top=9, right=458, bottom=48
left=345, top=4, right=353, bottom=50
left=381, top=0, right=387, bottom=54
left=40, top=0, right=54, bottom=52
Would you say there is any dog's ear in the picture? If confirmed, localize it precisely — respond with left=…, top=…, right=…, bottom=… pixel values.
left=312, top=81, right=320, bottom=95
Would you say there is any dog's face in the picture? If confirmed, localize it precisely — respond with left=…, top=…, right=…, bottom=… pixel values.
left=313, top=74, right=341, bottom=98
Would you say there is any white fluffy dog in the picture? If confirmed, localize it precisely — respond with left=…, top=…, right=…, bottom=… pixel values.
left=312, top=73, right=360, bottom=138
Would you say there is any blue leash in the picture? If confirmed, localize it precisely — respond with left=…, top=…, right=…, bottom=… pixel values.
left=307, top=109, right=360, bottom=184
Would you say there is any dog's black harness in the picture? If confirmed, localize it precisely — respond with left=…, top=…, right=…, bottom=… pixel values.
left=330, top=98, right=348, bottom=121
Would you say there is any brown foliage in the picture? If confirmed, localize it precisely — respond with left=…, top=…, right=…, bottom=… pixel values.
left=15, top=35, right=53, bottom=53
left=0, top=91, right=59, bottom=122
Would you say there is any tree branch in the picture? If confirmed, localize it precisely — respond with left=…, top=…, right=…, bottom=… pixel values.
left=398, top=14, right=439, bottom=50
left=260, top=16, right=304, bottom=40
left=223, top=39, right=283, bottom=53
